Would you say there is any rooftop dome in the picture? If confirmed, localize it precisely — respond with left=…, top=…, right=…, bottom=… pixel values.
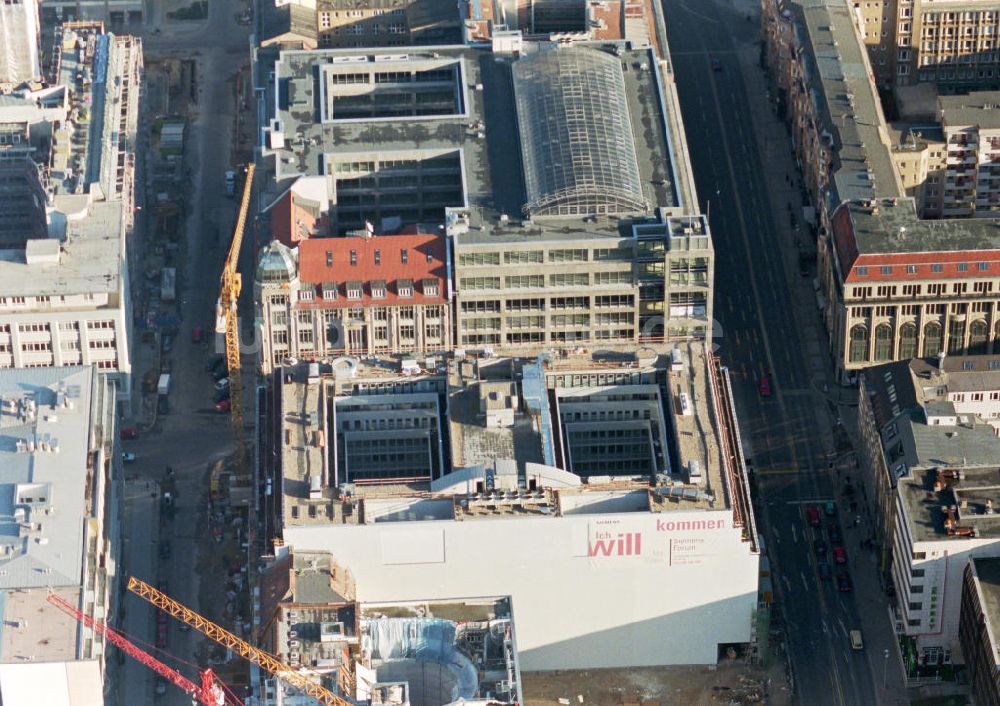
left=512, top=47, right=647, bottom=218
left=256, top=239, right=298, bottom=283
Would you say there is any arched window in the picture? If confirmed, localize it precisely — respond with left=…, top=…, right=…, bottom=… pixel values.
left=923, top=322, right=943, bottom=358
left=947, top=319, right=966, bottom=355
left=874, top=324, right=894, bottom=362
left=849, top=325, right=869, bottom=363
left=898, top=323, right=918, bottom=360
left=969, top=320, right=989, bottom=355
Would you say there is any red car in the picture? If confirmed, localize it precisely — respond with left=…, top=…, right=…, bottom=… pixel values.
left=833, top=546, right=847, bottom=565
left=806, top=505, right=821, bottom=528
left=215, top=399, right=231, bottom=413
left=191, top=326, right=204, bottom=344
left=120, top=427, right=138, bottom=440
left=758, top=374, right=773, bottom=397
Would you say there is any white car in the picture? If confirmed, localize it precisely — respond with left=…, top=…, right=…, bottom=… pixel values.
left=214, top=378, right=229, bottom=390
left=122, top=452, right=136, bottom=463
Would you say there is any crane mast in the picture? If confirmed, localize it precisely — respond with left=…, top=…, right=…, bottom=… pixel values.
left=127, top=577, right=354, bottom=706
left=216, top=163, right=256, bottom=475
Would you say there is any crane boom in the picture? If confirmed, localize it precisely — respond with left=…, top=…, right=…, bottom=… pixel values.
left=46, top=593, right=236, bottom=706
left=216, top=163, right=256, bottom=477
left=127, top=577, right=352, bottom=706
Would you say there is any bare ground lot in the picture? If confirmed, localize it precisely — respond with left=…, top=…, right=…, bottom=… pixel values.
left=522, top=660, right=792, bottom=706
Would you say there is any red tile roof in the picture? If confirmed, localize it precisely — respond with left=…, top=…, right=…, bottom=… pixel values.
left=269, top=190, right=329, bottom=247
left=297, top=232, right=448, bottom=308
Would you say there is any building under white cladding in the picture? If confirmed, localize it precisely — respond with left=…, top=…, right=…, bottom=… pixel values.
left=273, top=343, right=760, bottom=670
left=281, top=485, right=758, bottom=669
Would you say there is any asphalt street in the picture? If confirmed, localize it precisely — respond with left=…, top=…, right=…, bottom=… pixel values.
left=662, top=0, right=901, bottom=702
left=116, top=2, right=251, bottom=702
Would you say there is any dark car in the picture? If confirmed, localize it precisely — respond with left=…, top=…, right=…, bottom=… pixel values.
left=711, top=58, right=723, bottom=72
left=829, top=526, right=843, bottom=544
left=818, top=561, right=832, bottom=581
left=213, top=388, right=231, bottom=404
left=157, top=396, right=169, bottom=415
left=206, top=355, right=225, bottom=373
left=837, top=574, right=853, bottom=593
left=814, top=538, right=827, bottom=556
left=162, top=334, right=173, bottom=353
left=156, top=613, right=168, bottom=648
left=158, top=541, right=171, bottom=560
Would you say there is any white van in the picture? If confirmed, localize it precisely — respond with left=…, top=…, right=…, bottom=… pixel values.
left=850, top=630, right=864, bottom=650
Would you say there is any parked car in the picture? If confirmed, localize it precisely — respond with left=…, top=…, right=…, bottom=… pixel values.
left=824, top=501, right=837, bottom=517
left=806, top=505, right=821, bottom=528
left=162, top=334, right=173, bottom=353
left=121, top=452, right=136, bottom=463
left=215, top=399, right=231, bottom=413
left=818, top=561, right=832, bottom=581
left=711, top=58, right=723, bottom=72
left=191, top=326, right=203, bottom=344
left=120, top=427, right=138, bottom=440
left=829, top=525, right=843, bottom=544
left=213, top=388, right=231, bottom=404
left=155, top=678, right=167, bottom=696
left=157, top=396, right=169, bottom=415
left=833, top=546, right=847, bottom=565
left=758, top=373, right=772, bottom=397
left=814, top=538, right=827, bottom=556
left=837, top=574, right=853, bottom=593
left=214, top=378, right=229, bottom=391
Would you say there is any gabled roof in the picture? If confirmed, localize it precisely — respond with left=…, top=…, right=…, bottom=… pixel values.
left=297, top=232, right=448, bottom=307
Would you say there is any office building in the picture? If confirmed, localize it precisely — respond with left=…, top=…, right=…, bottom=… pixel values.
left=257, top=38, right=711, bottom=365
left=0, top=0, right=40, bottom=86
left=261, top=342, right=760, bottom=670
left=0, top=23, right=141, bottom=409
left=961, top=557, right=1000, bottom=706
left=255, top=230, right=452, bottom=370
left=858, top=354, right=1000, bottom=664
left=0, top=366, right=121, bottom=705
left=763, top=0, right=1000, bottom=381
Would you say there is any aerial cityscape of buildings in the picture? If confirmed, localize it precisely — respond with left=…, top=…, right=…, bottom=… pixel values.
left=14, top=0, right=1000, bottom=701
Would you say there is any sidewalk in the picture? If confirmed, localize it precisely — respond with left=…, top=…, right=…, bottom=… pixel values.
left=722, top=1, right=911, bottom=703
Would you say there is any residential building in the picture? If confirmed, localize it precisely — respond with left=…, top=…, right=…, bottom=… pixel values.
left=851, top=0, right=895, bottom=89
left=961, top=557, right=1000, bottom=706
left=255, top=550, right=522, bottom=706
left=260, top=1, right=319, bottom=50
left=255, top=230, right=452, bottom=369
left=0, top=366, right=121, bottom=704
left=0, top=23, right=141, bottom=409
left=893, top=1, right=1000, bottom=89
left=763, top=0, right=1000, bottom=381
left=889, top=125, right=946, bottom=217
left=0, top=0, right=40, bottom=86
left=260, top=342, right=760, bottom=670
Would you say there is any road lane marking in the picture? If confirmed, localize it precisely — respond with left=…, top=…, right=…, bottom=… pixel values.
left=800, top=571, right=809, bottom=591
left=790, top=524, right=798, bottom=543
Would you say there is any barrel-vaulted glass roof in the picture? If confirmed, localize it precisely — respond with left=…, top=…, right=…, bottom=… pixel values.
left=512, top=47, right=647, bottom=218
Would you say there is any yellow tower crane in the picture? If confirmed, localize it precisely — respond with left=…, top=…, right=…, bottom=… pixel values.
left=127, top=577, right=356, bottom=706
left=216, top=163, right=256, bottom=475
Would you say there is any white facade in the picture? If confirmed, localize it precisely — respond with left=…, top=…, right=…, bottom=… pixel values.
left=283, top=505, right=759, bottom=669
left=892, top=503, right=1000, bottom=664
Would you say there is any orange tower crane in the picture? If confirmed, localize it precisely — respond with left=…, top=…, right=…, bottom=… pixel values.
left=46, top=592, right=241, bottom=706
left=127, top=577, right=355, bottom=706
left=216, top=163, right=256, bottom=475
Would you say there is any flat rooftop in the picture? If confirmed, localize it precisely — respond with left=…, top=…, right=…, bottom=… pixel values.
left=901, top=463, right=1000, bottom=542
left=938, top=92, right=1000, bottom=129
left=0, top=196, right=123, bottom=297
left=265, top=41, right=685, bottom=240
left=971, top=557, right=1000, bottom=667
